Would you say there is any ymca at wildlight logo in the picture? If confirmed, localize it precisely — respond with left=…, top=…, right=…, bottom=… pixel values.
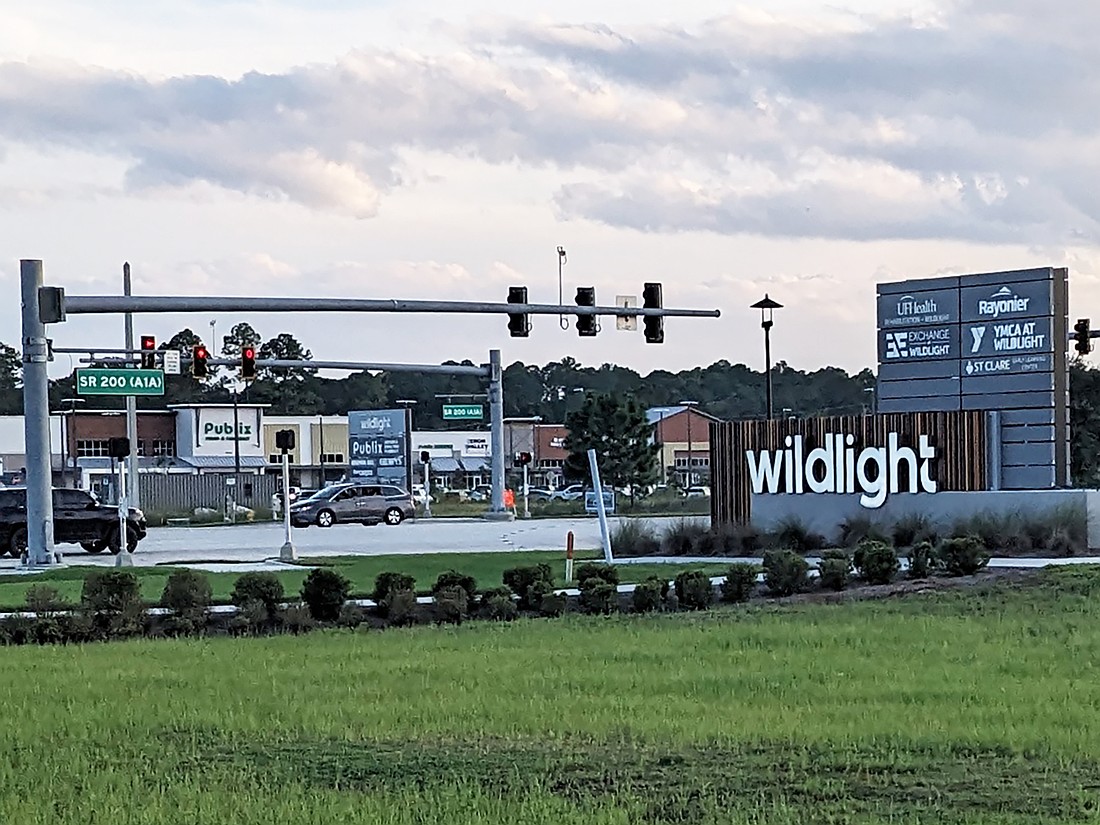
left=745, top=433, right=937, bottom=509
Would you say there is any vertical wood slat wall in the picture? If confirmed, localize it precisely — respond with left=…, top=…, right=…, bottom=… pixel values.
left=710, top=411, right=988, bottom=525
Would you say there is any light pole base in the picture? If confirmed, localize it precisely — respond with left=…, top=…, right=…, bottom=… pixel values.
left=482, top=510, right=516, bottom=522
left=21, top=551, right=65, bottom=569
left=114, top=551, right=135, bottom=568
left=280, top=541, right=298, bottom=562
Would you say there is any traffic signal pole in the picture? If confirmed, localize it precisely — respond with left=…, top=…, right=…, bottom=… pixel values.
left=123, top=263, right=140, bottom=508
left=21, top=263, right=721, bottom=563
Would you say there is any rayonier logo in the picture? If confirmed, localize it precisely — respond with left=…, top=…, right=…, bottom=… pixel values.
left=978, top=286, right=1030, bottom=319
left=745, top=433, right=937, bottom=509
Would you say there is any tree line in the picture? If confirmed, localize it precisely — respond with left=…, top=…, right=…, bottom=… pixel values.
left=3, top=324, right=1100, bottom=486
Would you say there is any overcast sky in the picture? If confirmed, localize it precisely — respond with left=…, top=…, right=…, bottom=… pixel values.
left=2, top=0, right=1098, bottom=380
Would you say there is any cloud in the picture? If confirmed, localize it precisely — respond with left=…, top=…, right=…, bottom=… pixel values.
left=0, top=1, right=1098, bottom=244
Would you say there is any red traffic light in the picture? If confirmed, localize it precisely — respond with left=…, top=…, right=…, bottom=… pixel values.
left=191, top=345, right=209, bottom=378
left=140, top=335, right=155, bottom=350
left=140, top=335, right=157, bottom=368
left=241, top=346, right=257, bottom=380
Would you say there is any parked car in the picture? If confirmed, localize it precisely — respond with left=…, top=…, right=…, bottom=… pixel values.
left=684, top=485, right=712, bottom=499
left=466, top=485, right=494, bottom=502
left=289, top=482, right=415, bottom=527
left=527, top=486, right=554, bottom=501
left=552, top=484, right=586, bottom=502
left=0, top=487, right=147, bottom=557
left=411, top=484, right=435, bottom=506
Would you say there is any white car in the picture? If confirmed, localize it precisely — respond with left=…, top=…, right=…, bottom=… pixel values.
left=551, top=484, right=586, bottom=502
left=411, top=484, right=435, bottom=505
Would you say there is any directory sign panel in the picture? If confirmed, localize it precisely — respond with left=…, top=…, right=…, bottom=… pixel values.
left=348, top=409, right=411, bottom=490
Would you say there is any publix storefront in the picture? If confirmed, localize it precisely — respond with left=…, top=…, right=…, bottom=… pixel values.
left=169, top=404, right=269, bottom=473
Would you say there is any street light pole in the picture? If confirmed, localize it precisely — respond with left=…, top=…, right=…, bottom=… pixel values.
left=751, top=294, right=783, bottom=419
left=679, top=400, right=699, bottom=487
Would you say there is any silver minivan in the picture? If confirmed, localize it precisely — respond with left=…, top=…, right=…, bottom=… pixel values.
left=289, top=483, right=415, bottom=527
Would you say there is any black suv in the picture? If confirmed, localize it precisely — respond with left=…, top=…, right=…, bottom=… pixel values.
left=0, top=487, right=148, bottom=558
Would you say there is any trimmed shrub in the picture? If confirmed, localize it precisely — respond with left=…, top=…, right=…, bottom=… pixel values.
left=301, top=568, right=352, bottom=622
left=774, top=517, right=826, bottom=553
left=281, top=603, right=318, bottom=634
left=817, top=557, right=850, bottom=591
left=720, top=564, right=759, bottom=603
left=937, top=535, right=990, bottom=576
left=371, top=572, right=416, bottom=605
left=853, top=539, right=899, bottom=585
left=82, top=570, right=144, bottom=638
left=763, top=550, right=809, bottom=597
left=907, top=541, right=934, bottom=579
left=502, top=564, right=554, bottom=610
left=232, top=572, right=284, bottom=614
left=575, top=562, right=619, bottom=587
left=579, top=580, right=619, bottom=615
left=481, top=590, right=519, bottom=621
left=432, top=585, right=468, bottom=625
left=674, top=570, right=714, bottom=610
left=538, top=591, right=568, bottom=618
left=662, top=519, right=708, bottom=556
left=386, top=589, right=420, bottom=626
left=160, top=569, right=212, bottom=618
left=632, top=577, right=665, bottom=613
left=610, top=519, right=662, bottom=556
left=432, top=571, right=478, bottom=611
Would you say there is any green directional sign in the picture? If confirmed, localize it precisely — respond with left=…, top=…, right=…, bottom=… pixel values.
left=76, top=368, right=165, bottom=397
left=442, top=404, right=483, bottom=421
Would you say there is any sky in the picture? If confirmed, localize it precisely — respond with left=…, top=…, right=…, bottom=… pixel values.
left=2, top=0, right=1099, bottom=380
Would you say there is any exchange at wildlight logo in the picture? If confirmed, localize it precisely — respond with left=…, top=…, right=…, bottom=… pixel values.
left=745, top=433, right=937, bottom=509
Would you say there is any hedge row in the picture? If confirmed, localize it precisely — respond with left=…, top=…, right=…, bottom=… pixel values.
left=0, top=545, right=992, bottom=646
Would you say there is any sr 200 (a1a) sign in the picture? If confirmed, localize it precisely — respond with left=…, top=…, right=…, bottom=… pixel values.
left=76, top=368, right=165, bottom=396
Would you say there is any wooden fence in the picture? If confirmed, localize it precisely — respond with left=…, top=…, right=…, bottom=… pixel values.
left=710, top=411, right=988, bottom=525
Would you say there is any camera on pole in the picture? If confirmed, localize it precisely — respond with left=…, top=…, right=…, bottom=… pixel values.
left=575, top=287, right=597, bottom=337
left=507, top=286, right=531, bottom=338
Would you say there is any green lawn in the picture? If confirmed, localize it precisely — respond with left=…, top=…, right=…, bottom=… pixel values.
left=0, top=551, right=735, bottom=610
left=2, top=567, right=1100, bottom=823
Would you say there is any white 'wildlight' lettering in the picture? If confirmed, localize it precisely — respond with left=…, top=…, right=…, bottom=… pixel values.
left=744, top=432, right=937, bottom=509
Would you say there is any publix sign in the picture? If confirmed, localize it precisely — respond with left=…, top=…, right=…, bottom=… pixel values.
left=203, top=421, right=252, bottom=442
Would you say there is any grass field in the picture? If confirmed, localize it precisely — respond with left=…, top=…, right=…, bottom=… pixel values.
left=2, top=567, right=1100, bottom=823
left=0, top=551, right=735, bottom=610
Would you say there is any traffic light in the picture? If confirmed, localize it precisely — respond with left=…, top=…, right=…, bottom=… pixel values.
left=514, top=451, right=532, bottom=467
left=642, top=282, right=664, bottom=344
left=241, top=346, right=257, bottom=381
left=191, top=345, right=209, bottom=378
left=275, top=429, right=296, bottom=452
left=507, top=286, right=530, bottom=338
left=575, top=287, right=597, bottom=337
left=420, top=450, right=431, bottom=464
left=1075, top=319, right=1092, bottom=355
left=107, top=436, right=131, bottom=459
left=140, top=335, right=156, bottom=369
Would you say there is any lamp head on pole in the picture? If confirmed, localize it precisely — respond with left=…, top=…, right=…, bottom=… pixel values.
left=751, top=294, right=783, bottom=329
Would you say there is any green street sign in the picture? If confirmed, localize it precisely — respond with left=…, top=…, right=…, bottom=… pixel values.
left=76, top=368, right=165, bottom=396
left=442, top=404, right=483, bottom=421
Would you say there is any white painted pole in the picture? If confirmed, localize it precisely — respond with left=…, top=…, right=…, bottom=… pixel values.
left=424, top=460, right=432, bottom=519
left=115, top=459, right=133, bottom=566
left=523, top=463, right=530, bottom=519
left=280, top=452, right=296, bottom=562
left=587, top=448, right=613, bottom=563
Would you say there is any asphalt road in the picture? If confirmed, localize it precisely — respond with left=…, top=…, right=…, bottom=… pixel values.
left=36, top=515, right=694, bottom=567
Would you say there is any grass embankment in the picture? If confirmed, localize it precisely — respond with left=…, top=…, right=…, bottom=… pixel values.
left=0, top=551, right=734, bottom=610
left=2, top=567, right=1100, bottom=823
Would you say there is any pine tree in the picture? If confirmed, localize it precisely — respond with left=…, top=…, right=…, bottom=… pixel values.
left=563, top=393, right=659, bottom=496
